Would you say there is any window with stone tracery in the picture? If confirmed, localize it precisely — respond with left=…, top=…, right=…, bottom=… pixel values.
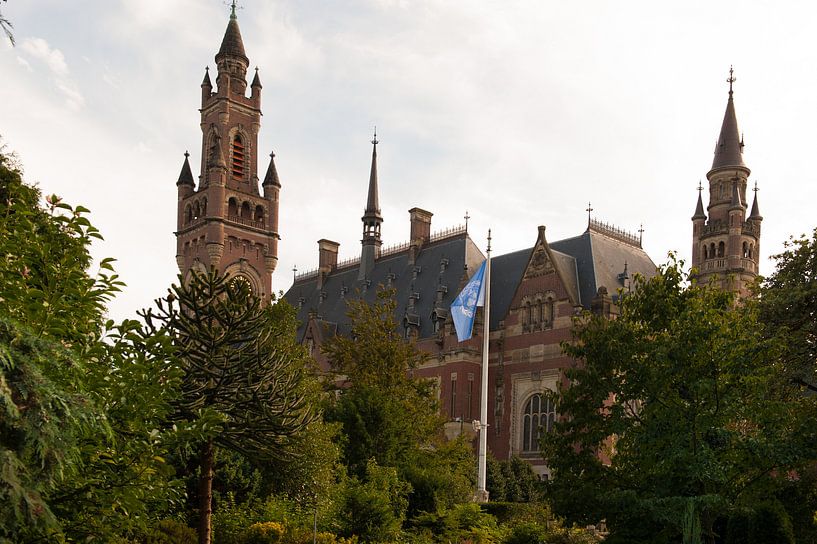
left=522, top=393, right=555, bottom=452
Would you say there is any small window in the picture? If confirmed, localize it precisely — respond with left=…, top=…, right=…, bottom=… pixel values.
left=231, top=134, right=245, bottom=179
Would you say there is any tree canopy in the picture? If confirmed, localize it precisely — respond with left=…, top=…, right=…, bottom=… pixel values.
left=542, top=258, right=817, bottom=544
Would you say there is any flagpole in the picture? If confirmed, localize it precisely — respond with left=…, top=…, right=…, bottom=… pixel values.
left=477, top=229, right=491, bottom=502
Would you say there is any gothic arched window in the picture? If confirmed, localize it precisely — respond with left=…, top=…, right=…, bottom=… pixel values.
left=718, top=241, right=725, bottom=258
left=522, top=393, right=555, bottom=453
left=231, top=134, right=245, bottom=179
left=254, top=205, right=265, bottom=225
left=240, top=201, right=251, bottom=219
left=710, top=243, right=716, bottom=259
left=543, top=298, right=554, bottom=326
left=228, top=197, right=238, bottom=218
left=749, top=243, right=754, bottom=259
left=185, top=204, right=192, bottom=225
left=526, top=301, right=533, bottom=326
left=742, top=241, right=749, bottom=258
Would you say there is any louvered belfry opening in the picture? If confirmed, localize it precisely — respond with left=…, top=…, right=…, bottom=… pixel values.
left=231, top=134, right=245, bottom=179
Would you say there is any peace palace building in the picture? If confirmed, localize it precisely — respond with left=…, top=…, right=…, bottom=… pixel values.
left=173, top=12, right=763, bottom=478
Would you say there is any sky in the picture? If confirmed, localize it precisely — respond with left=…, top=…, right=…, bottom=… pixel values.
left=2, top=0, right=816, bottom=323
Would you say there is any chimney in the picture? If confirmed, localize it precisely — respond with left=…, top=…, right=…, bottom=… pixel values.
left=408, top=207, right=433, bottom=264
left=317, top=239, right=339, bottom=289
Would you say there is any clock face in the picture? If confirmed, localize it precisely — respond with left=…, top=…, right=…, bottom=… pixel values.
left=229, top=275, right=253, bottom=295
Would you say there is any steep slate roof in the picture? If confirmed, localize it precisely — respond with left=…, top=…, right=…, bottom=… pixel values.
left=284, top=234, right=484, bottom=341
left=286, top=225, right=657, bottom=340
left=550, top=229, right=656, bottom=308
left=711, top=87, right=746, bottom=171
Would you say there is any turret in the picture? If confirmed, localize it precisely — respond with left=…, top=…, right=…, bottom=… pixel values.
left=691, top=67, right=761, bottom=298
left=201, top=67, right=212, bottom=106
left=359, top=131, right=383, bottom=280
left=215, top=4, right=249, bottom=96
left=251, top=67, right=262, bottom=103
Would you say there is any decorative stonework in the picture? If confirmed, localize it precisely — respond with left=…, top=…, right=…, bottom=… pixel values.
left=524, top=245, right=554, bottom=279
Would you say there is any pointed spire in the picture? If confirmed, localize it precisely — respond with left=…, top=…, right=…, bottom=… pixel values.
left=177, top=151, right=195, bottom=186
left=749, top=181, right=763, bottom=220
left=363, top=128, right=382, bottom=221
left=692, top=181, right=706, bottom=220
left=216, top=7, right=248, bottom=64
left=263, top=151, right=281, bottom=187
left=711, top=66, right=747, bottom=171
left=202, top=66, right=212, bottom=87
left=251, top=67, right=262, bottom=88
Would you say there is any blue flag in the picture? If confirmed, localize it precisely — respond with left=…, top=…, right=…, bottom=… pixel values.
left=451, top=260, right=486, bottom=342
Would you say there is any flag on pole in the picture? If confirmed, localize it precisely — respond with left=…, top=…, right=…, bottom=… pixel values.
left=450, top=260, right=487, bottom=342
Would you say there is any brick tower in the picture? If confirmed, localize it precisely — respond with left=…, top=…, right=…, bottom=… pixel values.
left=175, top=6, right=280, bottom=299
left=691, top=68, right=762, bottom=298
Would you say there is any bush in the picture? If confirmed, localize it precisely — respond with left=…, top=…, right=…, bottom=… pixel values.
left=141, top=519, right=197, bottom=544
left=751, top=501, right=794, bottom=544
left=505, top=522, right=548, bottom=544
left=245, top=522, right=285, bottom=544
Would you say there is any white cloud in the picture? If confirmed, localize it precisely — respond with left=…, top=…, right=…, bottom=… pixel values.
left=19, top=37, right=84, bottom=110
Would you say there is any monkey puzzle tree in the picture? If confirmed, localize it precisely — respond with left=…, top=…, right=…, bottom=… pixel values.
left=143, top=271, right=316, bottom=544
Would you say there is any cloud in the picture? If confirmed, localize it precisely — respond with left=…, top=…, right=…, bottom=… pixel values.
left=20, top=37, right=84, bottom=110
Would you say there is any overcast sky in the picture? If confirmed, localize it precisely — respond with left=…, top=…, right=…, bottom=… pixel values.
left=2, top=0, right=816, bottom=322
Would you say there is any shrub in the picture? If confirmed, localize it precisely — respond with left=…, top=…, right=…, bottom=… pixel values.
left=245, top=521, right=285, bottom=544
left=750, top=501, right=794, bottom=544
left=505, top=522, right=548, bottom=544
left=141, top=519, right=197, bottom=544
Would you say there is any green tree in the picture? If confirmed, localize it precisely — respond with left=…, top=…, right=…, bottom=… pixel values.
left=323, top=289, right=475, bottom=518
left=542, top=258, right=817, bottom=544
left=0, top=147, right=184, bottom=541
left=143, top=271, right=316, bottom=544
left=757, top=228, right=817, bottom=392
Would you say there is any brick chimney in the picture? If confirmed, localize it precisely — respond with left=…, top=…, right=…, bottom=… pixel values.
left=317, top=239, right=339, bottom=289
left=408, top=207, right=433, bottom=264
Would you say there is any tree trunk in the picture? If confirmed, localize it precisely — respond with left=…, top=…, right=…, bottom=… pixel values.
left=198, top=438, right=215, bottom=544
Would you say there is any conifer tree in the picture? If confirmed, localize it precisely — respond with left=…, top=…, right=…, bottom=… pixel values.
left=144, top=271, right=316, bottom=544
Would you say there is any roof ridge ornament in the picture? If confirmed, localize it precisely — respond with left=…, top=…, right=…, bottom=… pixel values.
left=727, top=65, right=736, bottom=97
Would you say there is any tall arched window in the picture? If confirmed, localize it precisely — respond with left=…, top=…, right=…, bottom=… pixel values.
left=254, top=205, right=265, bottom=225
left=228, top=197, right=238, bottom=218
left=710, top=243, right=716, bottom=259
left=749, top=243, right=754, bottom=259
left=240, top=201, right=251, bottom=219
left=522, top=393, right=555, bottom=453
left=718, top=241, right=725, bottom=258
left=742, top=241, right=749, bottom=258
left=525, top=301, right=532, bottom=326
left=543, top=299, right=554, bottom=326
left=231, top=134, right=245, bottom=179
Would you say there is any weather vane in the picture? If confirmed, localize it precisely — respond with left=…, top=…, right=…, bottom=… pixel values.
left=227, top=0, right=243, bottom=18
left=753, top=180, right=759, bottom=193
left=727, top=65, right=736, bottom=96
left=371, top=126, right=378, bottom=146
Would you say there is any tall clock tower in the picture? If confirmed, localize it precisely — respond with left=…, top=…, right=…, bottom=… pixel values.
left=174, top=7, right=280, bottom=299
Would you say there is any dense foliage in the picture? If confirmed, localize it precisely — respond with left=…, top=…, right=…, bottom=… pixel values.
left=543, top=257, right=817, bottom=544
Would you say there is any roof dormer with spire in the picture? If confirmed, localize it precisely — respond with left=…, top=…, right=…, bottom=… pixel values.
left=359, top=129, right=383, bottom=280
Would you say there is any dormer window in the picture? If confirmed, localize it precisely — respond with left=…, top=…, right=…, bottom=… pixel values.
left=231, top=134, right=245, bottom=179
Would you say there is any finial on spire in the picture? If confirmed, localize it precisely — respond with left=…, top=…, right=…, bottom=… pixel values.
left=464, top=210, right=470, bottom=232
left=753, top=180, right=758, bottom=193
left=230, top=0, right=239, bottom=19
left=292, top=265, right=297, bottom=282
left=638, top=223, right=645, bottom=245
left=697, top=180, right=703, bottom=193
left=371, top=126, right=378, bottom=147
left=586, top=201, right=594, bottom=226
left=727, top=65, right=736, bottom=97
left=184, top=150, right=190, bottom=159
